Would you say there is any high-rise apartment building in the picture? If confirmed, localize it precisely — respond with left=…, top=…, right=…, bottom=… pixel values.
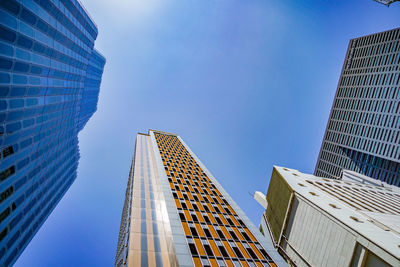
left=315, top=27, right=400, bottom=186
left=115, top=130, right=286, bottom=267
left=0, top=0, right=105, bottom=265
left=256, top=166, right=400, bottom=267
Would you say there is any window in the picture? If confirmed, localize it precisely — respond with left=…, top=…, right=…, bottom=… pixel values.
left=229, top=230, right=238, bottom=240
left=0, top=166, right=15, bottom=181
left=216, top=229, right=225, bottom=239
left=190, top=226, right=198, bottom=237
left=232, top=246, right=243, bottom=258
left=204, top=244, right=213, bottom=257
left=217, top=241, right=229, bottom=257
left=189, top=243, right=198, bottom=256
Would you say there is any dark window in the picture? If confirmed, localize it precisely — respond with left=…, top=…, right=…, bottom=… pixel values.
left=13, top=62, right=29, bottom=73
left=189, top=243, right=198, bottom=256
left=204, top=228, right=212, bottom=238
left=2, top=146, right=14, bottom=158
left=179, top=212, right=185, bottom=221
left=246, top=248, right=257, bottom=259
left=233, top=247, right=243, bottom=258
left=0, top=186, right=13, bottom=204
left=0, top=0, right=20, bottom=15
left=21, top=8, right=37, bottom=25
left=216, top=229, right=225, bottom=239
left=36, top=20, right=48, bottom=33
left=218, top=246, right=229, bottom=258
left=0, top=25, right=17, bottom=43
left=17, top=36, right=33, bottom=49
left=204, top=244, right=213, bottom=257
left=259, top=248, right=271, bottom=260
left=190, top=227, right=198, bottom=237
left=242, top=232, right=251, bottom=241
left=215, top=217, right=223, bottom=224
left=229, top=231, right=238, bottom=240
left=0, top=57, right=12, bottom=70
left=33, top=43, right=45, bottom=53
left=0, top=227, right=7, bottom=242
left=0, top=207, right=11, bottom=224
left=0, top=166, right=15, bottom=181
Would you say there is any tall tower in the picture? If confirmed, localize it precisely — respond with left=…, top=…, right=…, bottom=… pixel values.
left=115, top=130, right=286, bottom=267
left=0, top=0, right=105, bottom=265
left=315, top=27, right=400, bottom=186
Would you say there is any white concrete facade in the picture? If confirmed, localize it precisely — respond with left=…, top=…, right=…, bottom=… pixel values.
left=257, top=166, right=400, bottom=267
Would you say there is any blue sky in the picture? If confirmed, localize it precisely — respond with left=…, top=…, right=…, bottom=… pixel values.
left=15, top=0, right=400, bottom=266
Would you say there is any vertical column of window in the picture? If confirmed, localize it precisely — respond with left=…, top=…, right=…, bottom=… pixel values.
left=138, top=137, right=148, bottom=267
left=146, top=137, right=164, bottom=267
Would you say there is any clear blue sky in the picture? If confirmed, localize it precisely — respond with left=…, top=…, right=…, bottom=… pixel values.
left=15, top=0, right=400, bottom=266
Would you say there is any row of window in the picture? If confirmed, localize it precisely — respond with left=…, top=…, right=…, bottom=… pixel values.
left=1, top=0, right=92, bottom=57
left=340, top=71, right=399, bottom=87
left=328, top=117, right=399, bottom=143
left=352, top=39, right=399, bottom=58
left=0, top=25, right=87, bottom=70
left=350, top=52, right=400, bottom=70
left=355, top=28, right=400, bottom=48
left=0, top=86, right=82, bottom=98
left=0, top=57, right=83, bottom=81
left=316, top=142, right=400, bottom=186
left=307, top=179, right=400, bottom=215
left=336, top=86, right=400, bottom=104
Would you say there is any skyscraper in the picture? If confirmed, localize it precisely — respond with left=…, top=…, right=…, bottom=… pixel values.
left=315, top=27, right=400, bottom=186
left=256, top=166, right=400, bottom=267
left=0, top=0, right=105, bottom=265
left=115, top=130, right=286, bottom=267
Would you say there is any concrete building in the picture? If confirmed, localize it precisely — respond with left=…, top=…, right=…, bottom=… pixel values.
left=0, top=0, right=104, bottom=265
left=256, top=166, right=400, bottom=267
left=315, top=27, right=400, bottom=186
left=115, top=130, right=286, bottom=267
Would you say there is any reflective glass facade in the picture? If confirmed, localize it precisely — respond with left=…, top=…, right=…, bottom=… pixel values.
left=315, top=28, right=400, bottom=186
left=115, top=130, right=285, bottom=267
left=0, top=0, right=105, bottom=265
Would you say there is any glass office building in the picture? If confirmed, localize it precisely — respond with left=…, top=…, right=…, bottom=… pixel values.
left=115, top=130, right=286, bottom=267
left=315, top=28, right=400, bottom=186
left=0, top=0, right=105, bottom=265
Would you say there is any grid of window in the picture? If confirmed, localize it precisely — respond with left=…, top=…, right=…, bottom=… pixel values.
left=115, top=134, right=177, bottom=267
left=304, top=178, right=400, bottom=215
left=0, top=0, right=104, bottom=265
left=153, top=133, right=277, bottom=267
left=115, top=153, right=135, bottom=266
left=315, top=27, right=400, bottom=186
